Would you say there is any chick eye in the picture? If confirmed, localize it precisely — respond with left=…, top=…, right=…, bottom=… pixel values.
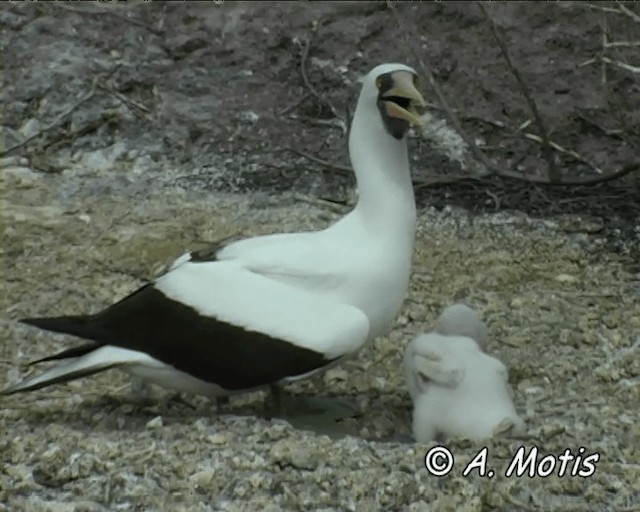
left=375, top=77, right=382, bottom=89
left=413, top=74, right=419, bottom=86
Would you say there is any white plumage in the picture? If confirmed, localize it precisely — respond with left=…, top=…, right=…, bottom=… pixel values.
left=4, top=63, right=426, bottom=399
left=404, top=305, right=524, bottom=442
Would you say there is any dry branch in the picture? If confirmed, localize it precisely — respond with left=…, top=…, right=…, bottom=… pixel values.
left=604, top=41, right=640, bottom=49
left=580, top=56, right=640, bottom=74
left=385, top=1, right=494, bottom=179
left=521, top=133, right=604, bottom=175
left=478, top=2, right=560, bottom=183
left=97, top=83, right=151, bottom=117
left=585, top=3, right=640, bottom=22
left=386, top=1, right=639, bottom=189
left=618, top=4, right=640, bottom=24
left=55, top=3, right=163, bottom=35
left=282, top=147, right=352, bottom=175
left=1, top=64, right=123, bottom=158
left=292, top=193, right=350, bottom=214
left=278, top=92, right=311, bottom=116
left=1, top=85, right=98, bottom=157
left=601, top=56, right=640, bottom=74
left=299, top=26, right=346, bottom=132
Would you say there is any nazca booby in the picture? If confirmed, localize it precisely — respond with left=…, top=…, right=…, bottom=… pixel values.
left=404, top=305, right=524, bottom=442
left=3, top=63, right=426, bottom=400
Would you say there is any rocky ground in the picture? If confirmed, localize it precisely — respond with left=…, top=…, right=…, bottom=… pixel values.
left=2, top=2, right=639, bottom=511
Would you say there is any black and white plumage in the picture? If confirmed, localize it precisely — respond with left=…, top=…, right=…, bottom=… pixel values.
left=404, top=305, right=524, bottom=442
left=3, top=63, right=426, bottom=399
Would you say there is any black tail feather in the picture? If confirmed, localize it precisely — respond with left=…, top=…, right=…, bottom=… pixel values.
left=30, top=343, right=101, bottom=365
left=20, top=315, right=95, bottom=340
left=1, top=361, right=125, bottom=395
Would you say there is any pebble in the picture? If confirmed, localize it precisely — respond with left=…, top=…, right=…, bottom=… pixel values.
left=146, top=416, right=163, bottom=429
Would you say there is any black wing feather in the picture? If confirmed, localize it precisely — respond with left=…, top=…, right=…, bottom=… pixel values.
left=21, top=284, right=333, bottom=391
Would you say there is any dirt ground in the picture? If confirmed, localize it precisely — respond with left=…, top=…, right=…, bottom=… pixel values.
left=2, top=2, right=639, bottom=511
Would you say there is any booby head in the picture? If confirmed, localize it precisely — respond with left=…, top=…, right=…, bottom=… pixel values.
left=361, top=63, right=426, bottom=140
left=434, top=304, right=488, bottom=351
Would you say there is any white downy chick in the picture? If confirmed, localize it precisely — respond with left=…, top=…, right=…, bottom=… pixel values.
left=404, top=304, right=524, bottom=442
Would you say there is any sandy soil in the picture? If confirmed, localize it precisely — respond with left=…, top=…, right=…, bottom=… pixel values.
left=2, top=2, right=639, bottom=511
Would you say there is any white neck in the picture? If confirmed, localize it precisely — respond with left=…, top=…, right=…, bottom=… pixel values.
left=348, top=96, right=417, bottom=233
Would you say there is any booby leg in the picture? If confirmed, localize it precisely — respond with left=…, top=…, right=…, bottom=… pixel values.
left=216, top=395, right=230, bottom=411
left=130, top=375, right=154, bottom=400
left=130, top=376, right=196, bottom=413
left=266, top=383, right=287, bottom=418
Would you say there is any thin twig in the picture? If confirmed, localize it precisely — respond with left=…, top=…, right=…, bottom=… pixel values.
left=413, top=174, right=485, bottom=188
left=293, top=116, right=348, bottom=134
left=386, top=1, right=638, bottom=188
left=278, top=92, right=311, bottom=116
left=385, top=1, right=493, bottom=179
left=97, top=83, right=151, bottom=116
left=299, top=29, right=346, bottom=131
left=579, top=55, right=640, bottom=74
left=521, top=132, right=605, bottom=174
left=574, top=112, right=624, bottom=136
left=535, top=161, right=637, bottom=186
left=283, top=147, right=352, bottom=174
left=484, top=189, right=501, bottom=211
left=55, top=3, right=163, bottom=35
left=618, top=4, right=640, bottom=24
left=601, top=19, right=608, bottom=85
left=292, top=193, right=350, bottom=214
left=413, top=159, right=640, bottom=188
left=601, top=56, right=640, bottom=74
left=290, top=146, right=640, bottom=188
left=478, top=2, right=560, bottom=183
left=585, top=4, right=633, bottom=16
left=578, top=57, right=599, bottom=68
left=455, top=111, right=610, bottom=173
left=1, top=64, right=121, bottom=157
left=604, top=41, right=640, bottom=48
left=1, top=84, right=98, bottom=157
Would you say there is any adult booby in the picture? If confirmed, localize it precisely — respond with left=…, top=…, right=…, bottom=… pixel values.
left=404, top=305, right=524, bottom=442
left=3, top=63, right=426, bottom=401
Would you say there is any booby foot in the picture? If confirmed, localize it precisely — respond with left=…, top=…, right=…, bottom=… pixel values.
left=276, top=394, right=362, bottom=437
left=215, top=395, right=231, bottom=412
left=265, top=383, right=288, bottom=419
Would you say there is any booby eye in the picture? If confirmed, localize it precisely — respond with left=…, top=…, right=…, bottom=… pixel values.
left=375, top=77, right=382, bottom=89
left=412, top=74, right=419, bottom=86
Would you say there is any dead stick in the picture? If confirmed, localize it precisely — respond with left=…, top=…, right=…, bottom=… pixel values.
left=385, top=1, right=493, bottom=179
left=521, top=132, right=604, bottom=174
left=618, top=4, right=640, bottom=24
left=604, top=41, right=640, bottom=48
left=416, top=161, right=639, bottom=187
left=1, top=86, right=97, bottom=156
left=278, top=92, right=311, bottom=116
left=385, top=1, right=635, bottom=187
left=97, top=83, right=151, bottom=115
left=55, top=3, right=163, bottom=35
left=283, top=147, right=352, bottom=174
left=1, top=64, right=121, bottom=157
left=300, top=30, right=344, bottom=123
left=477, top=2, right=560, bottom=183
